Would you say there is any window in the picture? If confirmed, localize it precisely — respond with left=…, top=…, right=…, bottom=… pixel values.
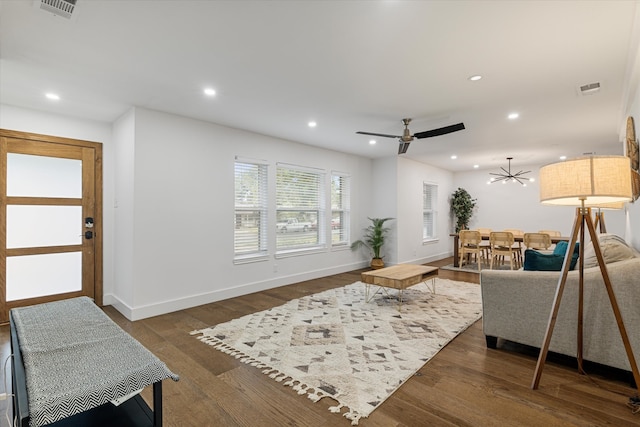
left=423, top=182, right=437, bottom=241
left=331, top=172, right=350, bottom=246
left=276, top=164, right=325, bottom=252
left=234, top=160, right=268, bottom=261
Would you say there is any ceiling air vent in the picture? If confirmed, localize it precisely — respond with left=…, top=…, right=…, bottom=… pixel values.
left=578, top=82, right=601, bottom=96
left=36, top=0, right=77, bottom=19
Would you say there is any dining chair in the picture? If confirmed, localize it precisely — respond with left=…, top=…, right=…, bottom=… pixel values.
left=524, top=232, right=552, bottom=251
left=474, top=228, right=492, bottom=262
left=538, top=229, right=561, bottom=237
left=503, top=228, right=524, bottom=265
left=538, top=229, right=562, bottom=250
left=459, top=230, right=484, bottom=271
left=489, top=231, right=520, bottom=270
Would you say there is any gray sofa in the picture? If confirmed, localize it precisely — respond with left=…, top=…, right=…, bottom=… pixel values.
left=480, top=239, right=640, bottom=373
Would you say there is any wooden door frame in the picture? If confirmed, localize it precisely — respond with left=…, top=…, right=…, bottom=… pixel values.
left=0, top=129, right=103, bottom=320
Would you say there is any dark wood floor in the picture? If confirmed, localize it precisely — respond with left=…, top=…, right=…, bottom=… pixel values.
left=2, top=257, right=640, bottom=426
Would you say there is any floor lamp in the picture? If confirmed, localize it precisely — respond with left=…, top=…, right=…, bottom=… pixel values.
left=532, top=156, right=639, bottom=391
left=593, top=202, right=625, bottom=234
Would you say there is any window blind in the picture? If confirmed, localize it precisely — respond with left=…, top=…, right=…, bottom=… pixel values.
left=276, top=164, right=325, bottom=251
left=331, top=172, right=350, bottom=246
left=423, top=182, right=437, bottom=240
left=234, top=161, right=268, bottom=258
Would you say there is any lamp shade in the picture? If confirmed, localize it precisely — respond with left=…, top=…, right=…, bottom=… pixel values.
left=594, top=201, right=626, bottom=210
left=539, top=156, right=632, bottom=206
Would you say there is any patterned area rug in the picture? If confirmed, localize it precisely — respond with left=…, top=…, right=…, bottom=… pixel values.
left=191, top=278, right=482, bottom=425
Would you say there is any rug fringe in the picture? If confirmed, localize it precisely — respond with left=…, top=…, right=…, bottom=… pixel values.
left=344, top=410, right=362, bottom=426
left=328, top=403, right=344, bottom=413
left=193, top=333, right=370, bottom=426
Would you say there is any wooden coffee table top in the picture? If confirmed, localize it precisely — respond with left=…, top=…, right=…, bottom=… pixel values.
left=361, top=264, right=438, bottom=290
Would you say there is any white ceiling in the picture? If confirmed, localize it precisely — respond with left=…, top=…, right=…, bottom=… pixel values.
left=1, top=0, right=638, bottom=172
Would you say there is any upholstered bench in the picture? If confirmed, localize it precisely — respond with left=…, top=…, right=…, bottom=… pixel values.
left=10, top=297, right=179, bottom=427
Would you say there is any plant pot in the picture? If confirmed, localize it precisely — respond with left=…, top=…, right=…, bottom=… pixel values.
left=370, top=258, right=385, bottom=269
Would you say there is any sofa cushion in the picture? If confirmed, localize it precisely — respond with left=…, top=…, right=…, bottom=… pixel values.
left=583, top=234, right=639, bottom=268
left=523, top=248, right=579, bottom=271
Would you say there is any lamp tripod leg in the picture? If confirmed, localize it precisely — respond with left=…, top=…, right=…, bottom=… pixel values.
left=532, top=206, right=640, bottom=393
left=583, top=212, right=640, bottom=391
left=531, top=208, right=582, bottom=389
left=577, top=209, right=586, bottom=375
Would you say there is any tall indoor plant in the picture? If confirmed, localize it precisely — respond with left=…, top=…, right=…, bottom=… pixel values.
left=450, top=188, right=476, bottom=232
left=351, top=217, right=394, bottom=269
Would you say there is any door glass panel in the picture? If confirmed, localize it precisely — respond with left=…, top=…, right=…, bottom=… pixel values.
left=7, top=153, right=82, bottom=198
left=7, top=205, right=82, bottom=248
left=6, top=252, right=82, bottom=301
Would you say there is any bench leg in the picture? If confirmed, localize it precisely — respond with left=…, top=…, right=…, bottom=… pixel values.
left=153, top=381, right=163, bottom=427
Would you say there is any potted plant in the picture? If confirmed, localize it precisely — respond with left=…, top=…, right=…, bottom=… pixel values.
left=450, top=187, right=477, bottom=232
left=351, top=217, right=394, bottom=269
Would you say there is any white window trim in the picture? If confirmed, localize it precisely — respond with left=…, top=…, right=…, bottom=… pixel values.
left=275, top=163, right=326, bottom=255
left=234, top=158, right=269, bottom=263
left=330, top=171, right=351, bottom=249
left=423, top=181, right=438, bottom=243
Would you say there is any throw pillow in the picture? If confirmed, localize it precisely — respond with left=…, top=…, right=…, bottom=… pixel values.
left=553, top=241, right=580, bottom=257
left=523, top=248, right=579, bottom=271
left=582, top=234, right=638, bottom=268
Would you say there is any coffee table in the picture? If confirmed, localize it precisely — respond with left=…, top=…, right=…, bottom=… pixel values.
left=361, top=264, right=439, bottom=310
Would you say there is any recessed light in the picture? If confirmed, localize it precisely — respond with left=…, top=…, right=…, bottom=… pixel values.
left=203, top=88, right=216, bottom=96
left=508, top=112, right=519, bottom=120
left=451, top=155, right=457, bottom=160
left=469, top=75, right=482, bottom=81
left=473, top=164, right=479, bottom=169
left=369, top=139, right=376, bottom=145
left=45, top=93, right=60, bottom=101
left=560, top=155, right=567, bottom=160
left=308, top=121, right=317, bottom=128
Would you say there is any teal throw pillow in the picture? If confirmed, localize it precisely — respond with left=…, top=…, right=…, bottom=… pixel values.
left=553, top=241, right=579, bottom=256
left=553, top=241, right=569, bottom=256
left=524, top=248, right=579, bottom=271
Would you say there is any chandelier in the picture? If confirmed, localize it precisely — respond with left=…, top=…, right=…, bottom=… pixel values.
left=488, top=157, right=534, bottom=186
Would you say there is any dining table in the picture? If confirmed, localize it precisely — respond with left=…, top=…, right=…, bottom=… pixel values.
left=450, top=232, right=570, bottom=267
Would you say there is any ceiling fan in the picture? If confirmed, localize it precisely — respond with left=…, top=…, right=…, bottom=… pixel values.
left=356, top=118, right=465, bottom=154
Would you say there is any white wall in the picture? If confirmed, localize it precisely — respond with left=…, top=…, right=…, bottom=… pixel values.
left=0, top=104, right=116, bottom=299
left=111, top=109, right=136, bottom=311
left=396, top=157, right=454, bottom=264
left=115, top=107, right=375, bottom=319
left=368, top=157, right=398, bottom=264
left=624, top=120, right=640, bottom=250
left=622, top=6, right=640, bottom=250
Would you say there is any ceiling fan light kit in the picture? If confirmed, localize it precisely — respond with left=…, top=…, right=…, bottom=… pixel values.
left=356, top=118, right=465, bottom=155
left=488, top=157, right=534, bottom=186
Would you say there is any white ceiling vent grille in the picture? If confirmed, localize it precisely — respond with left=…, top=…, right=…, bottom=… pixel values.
left=36, top=0, right=77, bottom=19
left=578, top=82, right=601, bottom=96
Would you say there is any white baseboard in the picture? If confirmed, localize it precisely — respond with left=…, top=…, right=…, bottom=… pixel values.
left=105, top=261, right=368, bottom=321
left=103, top=294, right=134, bottom=319
left=400, top=251, right=452, bottom=266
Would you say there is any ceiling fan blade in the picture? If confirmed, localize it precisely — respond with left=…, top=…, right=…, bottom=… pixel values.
left=356, top=131, right=401, bottom=139
left=398, top=141, right=411, bottom=154
left=413, top=122, right=465, bottom=139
